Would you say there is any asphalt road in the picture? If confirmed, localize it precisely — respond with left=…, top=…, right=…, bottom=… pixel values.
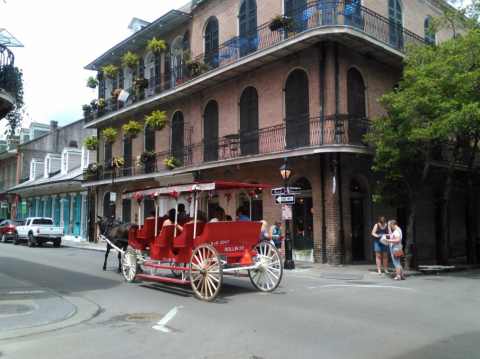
left=1, top=242, right=480, bottom=359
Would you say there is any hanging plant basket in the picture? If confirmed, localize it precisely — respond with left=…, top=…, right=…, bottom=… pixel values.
left=145, top=110, right=169, bottom=131
left=102, top=64, right=119, bottom=79
left=147, top=37, right=167, bottom=56
left=122, top=120, right=143, bottom=139
left=269, top=16, right=291, bottom=31
left=82, top=136, right=99, bottom=151
left=121, top=51, right=140, bottom=69
left=138, top=150, right=156, bottom=163
left=101, top=127, right=118, bottom=144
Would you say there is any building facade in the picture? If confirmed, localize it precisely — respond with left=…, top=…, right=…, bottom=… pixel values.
left=83, top=0, right=477, bottom=263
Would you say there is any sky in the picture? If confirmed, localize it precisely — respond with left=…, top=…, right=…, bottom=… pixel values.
left=0, top=0, right=188, bottom=137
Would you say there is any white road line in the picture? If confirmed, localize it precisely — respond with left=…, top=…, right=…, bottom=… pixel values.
left=320, top=285, right=417, bottom=290
left=152, top=306, right=180, bottom=332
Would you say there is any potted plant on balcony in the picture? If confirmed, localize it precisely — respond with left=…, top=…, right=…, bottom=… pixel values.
left=145, top=110, right=169, bottom=131
left=111, top=88, right=122, bottom=99
left=82, top=136, right=99, bottom=151
left=121, top=51, right=139, bottom=69
left=107, top=157, right=124, bottom=169
left=90, top=99, right=98, bottom=111
left=82, top=104, right=92, bottom=118
left=96, top=98, right=107, bottom=109
left=102, top=64, right=119, bottom=80
left=132, top=76, right=149, bottom=96
left=269, top=14, right=292, bottom=31
left=122, top=120, right=143, bottom=139
left=86, top=76, right=99, bottom=90
left=87, top=162, right=103, bottom=173
left=136, top=150, right=156, bottom=165
left=198, top=62, right=211, bottom=73
left=146, top=37, right=167, bottom=56
left=101, top=127, right=118, bottom=144
left=164, top=156, right=182, bottom=170
left=186, top=59, right=200, bottom=70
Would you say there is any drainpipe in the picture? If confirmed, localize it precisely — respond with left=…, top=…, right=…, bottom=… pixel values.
left=335, top=41, right=339, bottom=115
left=320, top=153, right=327, bottom=263
left=337, top=153, right=345, bottom=264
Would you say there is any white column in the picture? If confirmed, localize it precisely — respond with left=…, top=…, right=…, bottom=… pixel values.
left=80, top=191, right=87, bottom=236
left=60, top=193, right=66, bottom=229
left=69, top=193, right=75, bottom=235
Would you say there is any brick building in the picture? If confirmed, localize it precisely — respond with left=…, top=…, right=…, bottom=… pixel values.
left=83, top=0, right=476, bottom=263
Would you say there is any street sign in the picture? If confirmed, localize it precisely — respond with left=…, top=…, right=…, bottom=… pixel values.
left=286, top=187, right=301, bottom=194
left=110, top=192, right=116, bottom=202
left=275, top=194, right=295, bottom=204
left=282, top=204, right=292, bottom=220
left=271, top=187, right=285, bottom=195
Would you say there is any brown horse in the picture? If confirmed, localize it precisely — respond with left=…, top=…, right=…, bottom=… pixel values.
left=96, top=216, right=132, bottom=272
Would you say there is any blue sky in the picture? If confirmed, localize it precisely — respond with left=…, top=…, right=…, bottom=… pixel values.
left=0, top=0, right=187, bottom=136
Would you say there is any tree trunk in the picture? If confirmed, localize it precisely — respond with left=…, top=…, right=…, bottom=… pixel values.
left=404, top=200, right=418, bottom=270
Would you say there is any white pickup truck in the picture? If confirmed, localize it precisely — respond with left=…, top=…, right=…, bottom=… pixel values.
left=14, top=217, right=65, bottom=247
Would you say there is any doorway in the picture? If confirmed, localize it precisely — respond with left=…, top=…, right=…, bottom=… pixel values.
left=351, top=198, right=364, bottom=261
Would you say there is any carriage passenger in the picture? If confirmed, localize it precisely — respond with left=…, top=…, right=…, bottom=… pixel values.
left=159, top=208, right=176, bottom=235
left=175, top=210, right=207, bottom=233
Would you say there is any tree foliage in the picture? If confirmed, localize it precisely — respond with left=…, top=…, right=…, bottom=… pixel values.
left=367, top=26, right=480, bottom=267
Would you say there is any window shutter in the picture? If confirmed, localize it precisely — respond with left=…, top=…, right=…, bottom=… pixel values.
left=164, top=43, right=171, bottom=89
left=285, top=70, right=310, bottom=149
left=145, top=128, right=155, bottom=151
left=123, top=136, right=132, bottom=176
left=203, top=100, right=219, bottom=162
left=118, top=69, right=124, bottom=89
left=122, top=199, right=131, bottom=223
left=104, top=140, right=112, bottom=162
left=347, top=68, right=366, bottom=117
left=99, top=80, right=105, bottom=99
left=205, top=19, right=219, bottom=68
left=139, top=58, right=145, bottom=78
left=154, top=54, right=160, bottom=77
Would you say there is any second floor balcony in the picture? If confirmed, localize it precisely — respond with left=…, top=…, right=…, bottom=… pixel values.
left=84, top=114, right=372, bottom=184
left=0, top=44, right=16, bottom=120
left=84, top=1, right=425, bottom=128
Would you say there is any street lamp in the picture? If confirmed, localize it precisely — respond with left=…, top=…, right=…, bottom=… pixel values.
left=279, top=157, right=295, bottom=270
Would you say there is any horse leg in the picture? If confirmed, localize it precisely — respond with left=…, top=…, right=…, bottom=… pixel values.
left=103, top=243, right=111, bottom=270
left=117, top=251, right=122, bottom=273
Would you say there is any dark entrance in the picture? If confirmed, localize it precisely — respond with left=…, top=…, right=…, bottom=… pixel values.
left=351, top=198, right=364, bottom=261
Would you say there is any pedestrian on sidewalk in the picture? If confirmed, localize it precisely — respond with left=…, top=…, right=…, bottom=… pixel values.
left=371, top=216, right=391, bottom=275
left=386, top=219, right=405, bottom=280
left=269, top=221, right=282, bottom=249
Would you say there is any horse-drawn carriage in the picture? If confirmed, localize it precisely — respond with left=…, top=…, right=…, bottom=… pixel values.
left=98, top=181, right=283, bottom=301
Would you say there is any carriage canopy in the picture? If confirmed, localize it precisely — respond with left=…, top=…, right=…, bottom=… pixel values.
left=122, top=181, right=271, bottom=199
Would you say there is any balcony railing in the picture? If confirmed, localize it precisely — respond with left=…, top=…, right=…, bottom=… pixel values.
left=84, top=114, right=370, bottom=182
left=0, top=45, right=15, bottom=94
left=85, top=1, right=425, bottom=123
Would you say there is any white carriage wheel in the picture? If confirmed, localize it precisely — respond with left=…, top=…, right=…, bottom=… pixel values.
left=248, top=240, right=283, bottom=292
left=171, top=262, right=186, bottom=278
left=122, top=249, right=137, bottom=283
left=189, top=244, right=223, bottom=302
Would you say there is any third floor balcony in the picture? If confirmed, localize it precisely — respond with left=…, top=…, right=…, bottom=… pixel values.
left=84, top=1, right=425, bottom=129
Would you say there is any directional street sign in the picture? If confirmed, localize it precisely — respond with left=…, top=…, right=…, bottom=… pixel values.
left=271, top=187, right=285, bottom=195
left=286, top=187, right=301, bottom=194
left=275, top=194, right=295, bottom=204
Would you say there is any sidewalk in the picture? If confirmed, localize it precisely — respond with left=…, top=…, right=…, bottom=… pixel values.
left=61, top=237, right=480, bottom=278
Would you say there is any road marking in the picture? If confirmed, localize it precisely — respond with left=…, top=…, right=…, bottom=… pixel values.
left=152, top=306, right=180, bottom=332
left=9, top=291, right=45, bottom=294
left=320, top=285, right=416, bottom=290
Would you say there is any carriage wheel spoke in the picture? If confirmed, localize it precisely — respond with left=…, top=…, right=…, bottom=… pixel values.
left=189, top=244, right=223, bottom=301
left=249, top=241, right=282, bottom=292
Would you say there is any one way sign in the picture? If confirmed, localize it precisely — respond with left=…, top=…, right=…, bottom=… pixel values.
left=275, top=194, right=295, bottom=204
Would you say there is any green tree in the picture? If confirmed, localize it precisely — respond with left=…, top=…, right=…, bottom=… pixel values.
left=367, top=28, right=480, bottom=268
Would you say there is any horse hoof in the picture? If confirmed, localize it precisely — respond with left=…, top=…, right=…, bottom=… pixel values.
left=117, top=268, right=122, bottom=273
left=103, top=267, right=106, bottom=271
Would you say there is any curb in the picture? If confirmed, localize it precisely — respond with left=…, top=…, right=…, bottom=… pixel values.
left=0, top=296, right=99, bottom=341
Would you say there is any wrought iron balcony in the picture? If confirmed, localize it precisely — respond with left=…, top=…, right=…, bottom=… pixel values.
left=0, top=44, right=16, bottom=119
left=85, top=1, right=425, bottom=124
left=84, top=114, right=371, bottom=183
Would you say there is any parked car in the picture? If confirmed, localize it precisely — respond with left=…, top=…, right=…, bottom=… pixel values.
left=0, top=219, right=25, bottom=243
left=14, top=217, right=64, bottom=247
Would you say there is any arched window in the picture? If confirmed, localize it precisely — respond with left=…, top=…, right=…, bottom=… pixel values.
left=240, top=86, right=259, bottom=155
left=205, top=18, right=219, bottom=69
left=145, top=53, right=156, bottom=97
left=388, top=0, right=403, bottom=49
left=285, top=69, right=310, bottom=149
left=239, top=0, right=258, bottom=56
left=347, top=68, right=367, bottom=144
left=171, top=111, right=185, bottom=166
left=204, top=100, right=219, bottom=162
left=424, top=17, right=435, bottom=46
left=347, top=68, right=366, bottom=118
left=285, top=0, right=307, bottom=15
left=123, top=134, right=132, bottom=176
